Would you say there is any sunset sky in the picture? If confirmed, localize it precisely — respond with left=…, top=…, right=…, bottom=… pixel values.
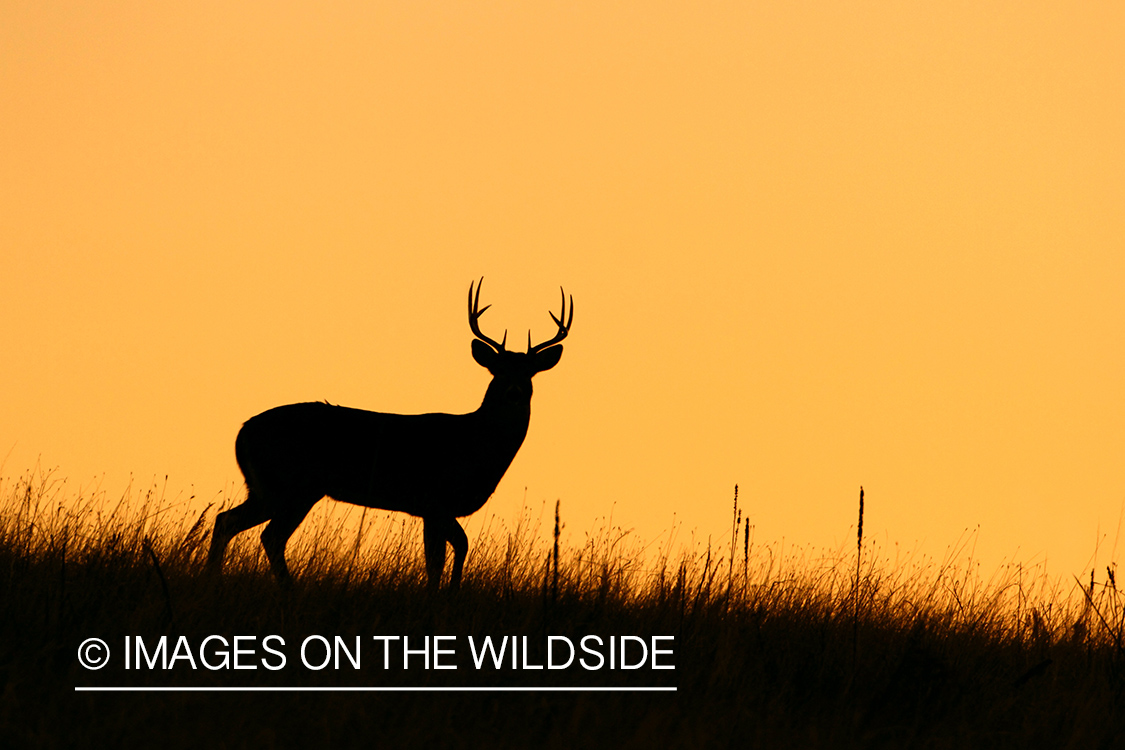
left=2, top=2, right=1123, bottom=580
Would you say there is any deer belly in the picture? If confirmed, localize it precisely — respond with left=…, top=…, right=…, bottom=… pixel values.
left=322, top=468, right=498, bottom=519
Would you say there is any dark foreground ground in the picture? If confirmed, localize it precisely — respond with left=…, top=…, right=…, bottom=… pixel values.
left=2, top=496, right=1123, bottom=749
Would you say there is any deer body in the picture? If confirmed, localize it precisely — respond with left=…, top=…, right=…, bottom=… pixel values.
left=207, top=280, right=571, bottom=589
left=235, top=399, right=529, bottom=519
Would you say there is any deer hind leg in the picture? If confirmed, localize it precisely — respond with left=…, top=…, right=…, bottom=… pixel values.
left=259, top=498, right=317, bottom=585
left=208, top=490, right=272, bottom=573
left=423, top=517, right=469, bottom=591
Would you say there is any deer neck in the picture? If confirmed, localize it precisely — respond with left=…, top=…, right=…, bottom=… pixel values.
left=476, top=378, right=532, bottom=443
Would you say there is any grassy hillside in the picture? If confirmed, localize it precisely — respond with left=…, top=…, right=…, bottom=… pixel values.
left=1, top=472, right=1122, bottom=748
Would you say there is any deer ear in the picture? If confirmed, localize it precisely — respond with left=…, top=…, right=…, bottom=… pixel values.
left=532, top=345, right=563, bottom=373
left=472, top=339, right=498, bottom=369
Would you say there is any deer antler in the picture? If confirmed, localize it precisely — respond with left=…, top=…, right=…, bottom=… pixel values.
left=528, top=286, right=573, bottom=354
left=468, top=278, right=508, bottom=352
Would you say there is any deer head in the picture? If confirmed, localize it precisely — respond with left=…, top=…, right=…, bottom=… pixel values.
left=468, top=278, right=572, bottom=407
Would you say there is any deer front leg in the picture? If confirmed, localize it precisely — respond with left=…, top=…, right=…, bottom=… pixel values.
left=423, top=517, right=469, bottom=591
left=446, top=519, right=468, bottom=591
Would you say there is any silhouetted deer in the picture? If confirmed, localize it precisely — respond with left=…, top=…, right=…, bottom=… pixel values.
left=207, top=279, right=572, bottom=590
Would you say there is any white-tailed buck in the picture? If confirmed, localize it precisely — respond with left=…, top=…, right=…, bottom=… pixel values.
left=207, top=279, right=572, bottom=590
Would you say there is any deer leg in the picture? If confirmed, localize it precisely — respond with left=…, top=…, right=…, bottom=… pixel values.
left=260, top=500, right=315, bottom=585
left=208, top=491, right=271, bottom=572
left=446, top=519, right=468, bottom=591
left=423, top=517, right=469, bottom=591
left=423, top=518, right=448, bottom=589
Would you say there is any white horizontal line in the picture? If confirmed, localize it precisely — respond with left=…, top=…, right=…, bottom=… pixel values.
left=75, top=686, right=677, bottom=693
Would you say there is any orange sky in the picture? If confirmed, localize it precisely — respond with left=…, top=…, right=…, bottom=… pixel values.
left=2, top=2, right=1123, bottom=580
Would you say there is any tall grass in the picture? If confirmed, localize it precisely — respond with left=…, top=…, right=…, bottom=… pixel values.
left=2, top=470, right=1123, bottom=748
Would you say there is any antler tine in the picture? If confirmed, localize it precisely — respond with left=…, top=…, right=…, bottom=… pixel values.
left=468, top=277, right=506, bottom=352
left=528, top=286, right=573, bottom=354
left=547, top=286, right=574, bottom=331
left=470, top=276, right=492, bottom=317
